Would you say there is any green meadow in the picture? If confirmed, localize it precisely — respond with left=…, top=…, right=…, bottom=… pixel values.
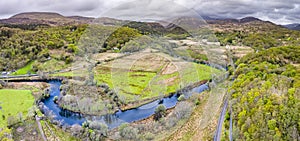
left=0, top=89, right=34, bottom=127
left=94, top=61, right=221, bottom=101
left=12, top=61, right=36, bottom=75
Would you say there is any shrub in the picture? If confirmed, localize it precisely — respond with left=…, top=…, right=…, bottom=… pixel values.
left=119, top=124, right=139, bottom=140
left=89, top=121, right=107, bottom=130
left=70, top=124, right=83, bottom=137
left=53, top=96, right=58, bottom=103
left=174, top=102, right=192, bottom=119
left=67, top=44, right=79, bottom=54
left=195, top=99, right=200, bottom=105
left=154, top=104, right=166, bottom=120
left=178, top=95, right=185, bottom=101
left=144, top=132, right=155, bottom=140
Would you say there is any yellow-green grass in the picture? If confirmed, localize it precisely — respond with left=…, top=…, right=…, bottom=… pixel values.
left=38, top=59, right=70, bottom=72
left=50, top=68, right=89, bottom=77
left=50, top=71, right=75, bottom=77
left=94, top=62, right=222, bottom=101
left=0, top=89, right=34, bottom=127
left=12, top=61, right=36, bottom=75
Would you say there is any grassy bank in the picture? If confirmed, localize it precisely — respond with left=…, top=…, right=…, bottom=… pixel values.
left=0, top=89, right=34, bottom=128
left=12, top=61, right=36, bottom=75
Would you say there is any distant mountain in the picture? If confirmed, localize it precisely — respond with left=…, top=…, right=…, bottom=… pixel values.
left=11, top=12, right=64, bottom=19
left=0, top=12, right=289, bottom=33
left=67, top=16, right=94, bottom=22
left=283, top=23, right=300, bottom=30
left=205, top=16, right=264, bottom=24
left=239, top=17, right=261, bottom=23
left=0, top=12, right=94, bottom=26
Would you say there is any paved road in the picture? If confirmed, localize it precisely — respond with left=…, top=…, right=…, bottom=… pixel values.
left=214, top=98, right=228, bottom=141
left=229, top=107, right=233, bottom=141
left=0, top=74, right=38, bottom=79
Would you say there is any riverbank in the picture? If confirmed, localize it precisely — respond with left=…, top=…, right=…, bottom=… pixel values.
left=119, top=80, right=208, bottom=111
left=166, top=80, right=229, bottom=141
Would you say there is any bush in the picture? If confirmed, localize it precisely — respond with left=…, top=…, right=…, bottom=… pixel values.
left=195, top=98, right=200, bottom=105
left=82, top=121, right=89, bottom=128
left=67, top=44, right=79, bottom=54
left=119, top=124, right=139, bottom=140
left=27, top=106, right=38, bottom=118
left=174, top=102, right=192, bottom=119
left=42, top=93, right=50, bottom=99
left=70, top=124, right=83, bottom=137
left=53, top=96, right=58, bottom=103
left=144, top=132, right=155, bottom=140
left=154, top=104, right=166, bottom=120
left=89, top=121, right=107, bottom=130
left=178, top=95, right=185, bottom=101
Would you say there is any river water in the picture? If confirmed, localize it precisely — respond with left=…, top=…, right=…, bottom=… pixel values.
left=41, top=80, right=208, bottom=128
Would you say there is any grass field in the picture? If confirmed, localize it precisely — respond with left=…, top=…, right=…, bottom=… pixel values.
left=12, top=61, right=36, bottom=75
left=38, top=59, right=70, bottom=72
left=0, top=89, right=34, bottom=128
left=94, top=52, right=222, bottom=101
left=50, top=71, right=75, bottom=77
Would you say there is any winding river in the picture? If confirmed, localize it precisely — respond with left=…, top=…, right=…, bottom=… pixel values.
left=40, top=80, right=209, bottom=129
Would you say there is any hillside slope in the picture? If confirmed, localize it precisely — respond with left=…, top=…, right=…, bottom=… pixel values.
left=0, top=12, right=93, bottom=26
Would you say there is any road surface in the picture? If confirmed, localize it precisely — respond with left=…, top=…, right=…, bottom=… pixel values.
left=214, top=99, right=228, bottom=141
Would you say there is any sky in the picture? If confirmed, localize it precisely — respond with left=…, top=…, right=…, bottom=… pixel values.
left=0, top=0, right=299, bottom=24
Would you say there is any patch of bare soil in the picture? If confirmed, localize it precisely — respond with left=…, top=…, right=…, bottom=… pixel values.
left=161, top=76, right=178, bottom=86
left=8, top=82, right=48, bottom=89
left=161, top=62, right=178, bottom=75
left=7, top=82, right=49, bottom=98
left=93, top=52, right=124, bottom=62
left=49, top=49, right=71, bottom=56
left=12, top=120, right=43, bottom=141
left=131, top=54, right=168, bottom=72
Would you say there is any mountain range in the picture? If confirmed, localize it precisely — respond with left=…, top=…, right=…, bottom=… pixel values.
left=283, top=23, right=300, bottom=30
left=0, top=12, right=299, bottom=31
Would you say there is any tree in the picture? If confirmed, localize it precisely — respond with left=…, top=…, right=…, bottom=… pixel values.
left=177, top=95, right=185, bottom=101
left=53, top=96, right=59, bottom=103
left=70, top=124, right=83, bottom=137
left=154, top=104, right=166, bottom=120
left=174, top=102, right=192, bottom=119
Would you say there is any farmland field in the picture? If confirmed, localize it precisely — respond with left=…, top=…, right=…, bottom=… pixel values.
left=94, top=50, right=222, bottom=101
left=0, top=89, right=34, bottom=127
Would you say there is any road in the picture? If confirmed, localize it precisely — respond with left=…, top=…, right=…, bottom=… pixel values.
left=0, top=74, right=38, bottom=79
left=0, top=66, right=85, bottom=80
left=214, top=98, right=228, bottom=141
left=229, top=107, right=233, bottom=141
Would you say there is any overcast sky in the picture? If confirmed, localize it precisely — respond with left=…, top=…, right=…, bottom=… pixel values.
left=0, top=0, right=299, bottom=24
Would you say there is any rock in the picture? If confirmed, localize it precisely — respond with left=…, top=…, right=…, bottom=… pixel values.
left=16, top=127, right=24, bottom=133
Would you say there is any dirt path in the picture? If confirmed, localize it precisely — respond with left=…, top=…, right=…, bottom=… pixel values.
left=35, top=115, right=47, bottom=141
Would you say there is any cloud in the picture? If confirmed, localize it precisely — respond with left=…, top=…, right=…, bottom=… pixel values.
left=0, top=0, right=299, bottom=24
left=185, top=0, right=300, bottom=24
left=101, top=0, right=199, bottom=21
